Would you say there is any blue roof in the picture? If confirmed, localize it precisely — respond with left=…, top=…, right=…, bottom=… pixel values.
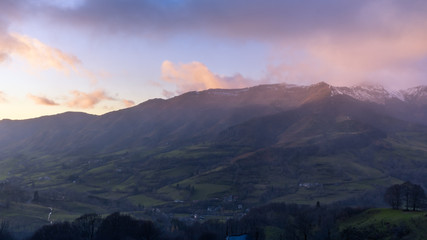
left=226, top=234, right=248, bottom=240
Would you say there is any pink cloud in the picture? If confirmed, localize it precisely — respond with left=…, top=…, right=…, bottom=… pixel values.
left=161, top=60, right=254, bottom=96
left=53, top=0, right=427, bottom=89
left=66, top=90, right=114, bottom=109
left=3, top=0, right=427, bottom=89
left=0, top=8, right=96, bottom=81
left=0, top=32, right=81, bottom=73
left=27, top=94, right=59, bottom=106
left=11, top=33, right=81, bottom=73
left=25, top=90, right=136, bottom=109
left=122, top=99, right=135, bottom=107
left=266, top=19, right=427, bottom=90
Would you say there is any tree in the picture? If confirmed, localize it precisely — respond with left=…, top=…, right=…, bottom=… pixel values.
left=384, top=184, right=401, bottom=209
left=95, top=212, right=159, bottom=240
left=73, top=213, right=102, bottom=240
left=385, top=182, right=426, bottom=211
left=95, top=212, right=130, bottom=240
left=409, top=184, right=425, bottom=211
left=296, top=207, right=314, bottom=240
left=0, top=221, right=14, bottom=240
left=32, top=191, right=39, bottom=202
left=401, top=182, right=413, bottom=211
left=29, top=222, right=78, bottom=240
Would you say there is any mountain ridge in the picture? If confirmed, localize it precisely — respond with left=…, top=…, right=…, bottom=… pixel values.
left=2, top=81, right=427, bottom=226
left=1, top=82, right=427, bottom=156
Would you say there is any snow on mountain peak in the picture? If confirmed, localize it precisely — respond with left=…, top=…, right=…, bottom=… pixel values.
left=400, top=86, right=427, bottom=103
left=194, top=82, right=427, bottom=105
left=330, top=85, right=404, bottom=104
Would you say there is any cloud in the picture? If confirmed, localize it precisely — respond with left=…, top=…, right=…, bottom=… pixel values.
left=1, top=0, right=426, bottom=89
left=0, top=21, right=83, bottom=74
left=66, top=90, right=114, bottom=109
left=43, top=0, right=366, bottom=39
left=0, top=2, right=91, bottom=77
left=161, top=60, right=254, bottom=95
left=41, top=0, right=427, bottom=42
left=265, top=16, right=427, bottom=89
left=122, top=99, right=135, bottom=107
left=27, top=94, right=59, bottom=106
left=162, top=89, right=175, bottom=99
left=39, top=0, right=427, bottom=89
left=26, top=90, right=135, bottom=109
left=7, top=33, right=81, bottom=73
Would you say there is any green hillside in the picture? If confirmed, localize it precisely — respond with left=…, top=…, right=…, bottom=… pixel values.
left=340, top=208, right=427, bottom=239
left=1, top=85, right=427, bottom=236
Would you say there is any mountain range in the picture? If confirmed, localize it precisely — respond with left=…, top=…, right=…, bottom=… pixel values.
left=1, top=82, right=427, bottom=226
left=2, top=82, right=427, bottom=156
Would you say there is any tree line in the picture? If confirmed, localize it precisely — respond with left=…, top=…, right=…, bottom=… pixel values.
left=1, top=183, right=426, bottom=240
left=0, top=204, right=368, bottom=240
left=26, top=212, right=159, bottom=240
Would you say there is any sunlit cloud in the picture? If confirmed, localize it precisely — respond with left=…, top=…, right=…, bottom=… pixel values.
left=27, top=90, right=135, bottom=110
left=122, top=99, right=135, bottom=107
left=266, top=17, right=427, bottom=89
left=0, top=52, right=8, bottom=62
left=66, top=90, right=114, bottom=109
left=9, top=33, right=81, bottom=73
left=161, top=60, right=253, bottom=95
left=27, top=94, right=59, bottom=106
left=41, top=0, right=427, bottom=89
left=0, top=14, right=96, bottom=80
left=0, top=20, right=82, bottom=73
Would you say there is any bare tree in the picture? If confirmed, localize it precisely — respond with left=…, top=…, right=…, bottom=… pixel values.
left=401, top=182, right=413, bottom=211
left=410, top=184, right=425, bottom=211
left=384, top=184, right=401, bottom=209
left=387, top=182, right=426, bottom=211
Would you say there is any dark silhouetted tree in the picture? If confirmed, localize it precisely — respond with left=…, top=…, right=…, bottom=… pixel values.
left=296, top=207, right=314, bottom=240
left=197, top=232, right=216, bottom=240
left=384, top=184, right=401, bottom=209
left=401, top=182, right=413, bottom=211
left=73, top=213, right=102, bottom=240
left=29, top=222, right=78, bottom=240
left=409, top=184, right=425, bottom=211
left=32, top=191, right=39, bottom=202
left=0, top=221, right=14, bottom=240
left=95, top=212, right=159, bottom=240
left=386, top=182, right=426, bottom=211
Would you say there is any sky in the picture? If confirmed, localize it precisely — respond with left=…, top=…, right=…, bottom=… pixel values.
left=1, top=0, right=427, bottom=119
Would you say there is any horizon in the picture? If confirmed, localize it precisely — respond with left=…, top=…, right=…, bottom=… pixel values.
left=2, top=80, right=425, bottom=121
left=1, top=1, right=427, bottom=119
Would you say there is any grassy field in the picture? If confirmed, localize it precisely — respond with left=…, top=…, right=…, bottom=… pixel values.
left=340, top=208, right=427, bottom=239
left=1, top=130, right=427, bottom=237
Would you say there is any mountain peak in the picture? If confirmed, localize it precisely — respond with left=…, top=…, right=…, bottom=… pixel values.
left=330, top=84, right=403, bottom=104
left=401, top=85, right=427, bottom=104
left=162, top=82, right=427, bottom=107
